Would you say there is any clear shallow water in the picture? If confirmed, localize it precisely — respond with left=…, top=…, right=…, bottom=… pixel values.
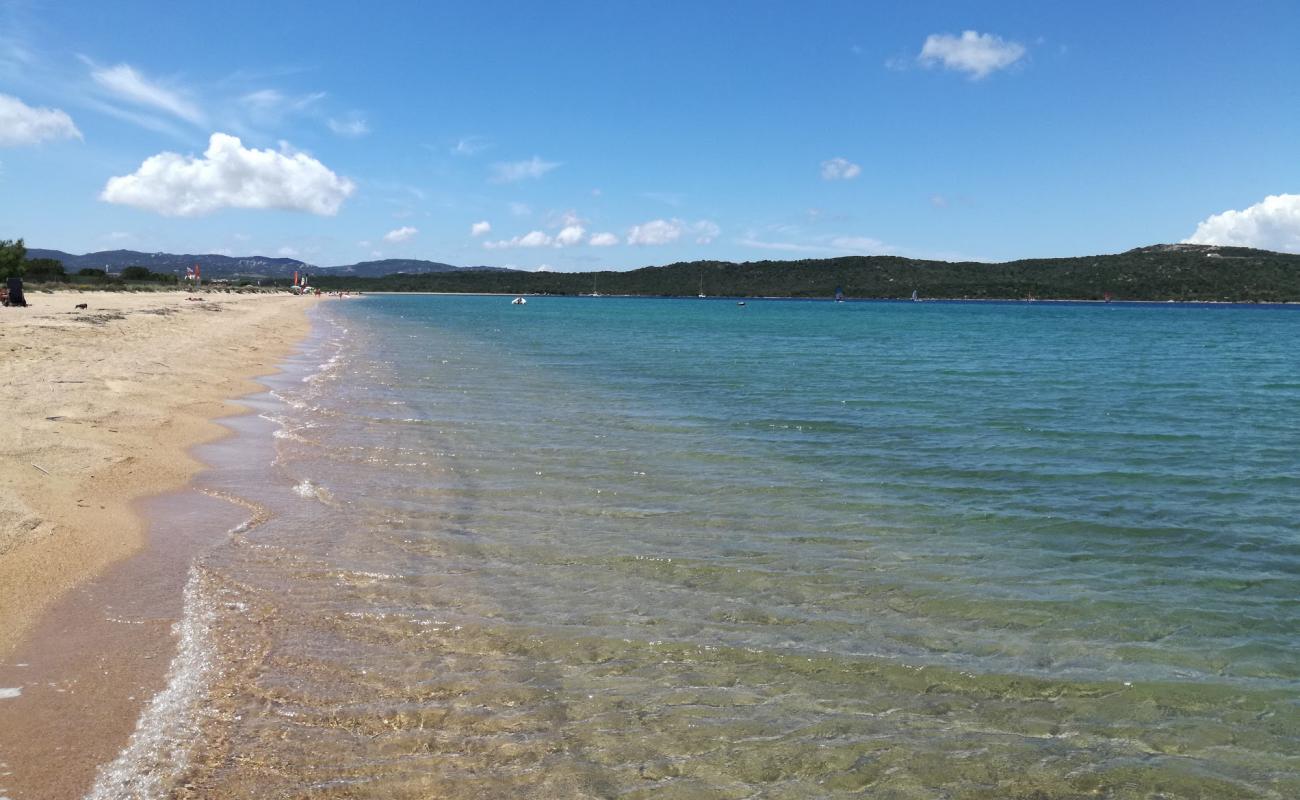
left=111, top=297, right=1298, bottom=798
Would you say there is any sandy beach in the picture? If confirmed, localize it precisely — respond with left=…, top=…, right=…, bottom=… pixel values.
left=0, top=289, right=311, bottom=654
left=0, top=289, right=312, bottom=798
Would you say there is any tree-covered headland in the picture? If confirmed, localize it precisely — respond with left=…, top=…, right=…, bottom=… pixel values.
left=307, top=245, right=1300, bottom=302
left=6, top=238, right=1300, bottom=301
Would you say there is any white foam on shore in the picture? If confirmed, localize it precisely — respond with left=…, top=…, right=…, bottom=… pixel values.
left=292, top=479, right=335, bottom=505
left=0, top=688, right=20, bottom=699
left=83, top=567, right=219, bottom=800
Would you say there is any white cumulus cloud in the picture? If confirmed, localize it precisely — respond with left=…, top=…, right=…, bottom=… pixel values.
left=384, top=226, right=418, bottom=243
left=555, top=224, right=586, bottom=246
left=626, top=218, right=720, bottom=246
left=589, top=232, right=619, bottom=246
left=627, top=219, right=682, bottom=245
left=0, top=94, right=81, bottom=146
left=821, top=157, right=861, bottom=180
left=100, top=132, right=355, bottom=216
left=1183, top=194, right=1300, bottom=253
left=90, top=62, right=204, bottom=123
left=918, top=31, right=1026, bottom=79
left=471, top=220, right=492, bottom=236
left=490, top=156, right=559, bottom=183
left=483, top=230, right=553, bottom=249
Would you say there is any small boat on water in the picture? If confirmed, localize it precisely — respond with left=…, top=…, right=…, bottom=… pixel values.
left=834, top=285, right=845, bottom=303
left=911, top=289, right=920, bottom=302
left=511, top=296, right=527, bottom=305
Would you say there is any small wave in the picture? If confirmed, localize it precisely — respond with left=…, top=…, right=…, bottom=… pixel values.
left=83, top=568, right=219, bottom=800
left=292, top=479, right=335, bottom=505
left=268, top=390, right=308, bottom=410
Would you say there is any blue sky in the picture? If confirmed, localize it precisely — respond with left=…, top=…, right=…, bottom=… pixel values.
left=2, top=0, right=1299, bottom=269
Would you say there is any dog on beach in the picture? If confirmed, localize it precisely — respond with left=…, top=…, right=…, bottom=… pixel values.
left=74, top=303, right=88, bottom=310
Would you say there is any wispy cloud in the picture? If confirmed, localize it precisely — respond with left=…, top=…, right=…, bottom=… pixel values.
left=240, top=89, right=325, bottom=114
left=453, top=135, right=490, bottom=156
left=916, top=31, right=1026, bottom=79
left=738, top=231, right=896, bottom=255
left=490, top=156, right=559, bottom=183
left=88, top=61, right=204, bottom=123
left=328, top=112, right=369, bottom=137
left=641, top=191, right=685, bottom=207
left=820, top=157, right=861, bottom=181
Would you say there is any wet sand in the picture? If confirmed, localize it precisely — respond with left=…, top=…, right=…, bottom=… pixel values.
left=0, top=289, right=312, bottom=799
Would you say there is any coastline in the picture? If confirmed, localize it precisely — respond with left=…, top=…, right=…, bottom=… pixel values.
left=0, top=289, right=315, bottom=798
left=0, top=289, right=313, bottom=655
left=366, top=290, right=1300, bottom=305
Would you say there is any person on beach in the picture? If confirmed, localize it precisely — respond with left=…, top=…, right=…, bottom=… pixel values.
left=3, top=276, right=27, bottom=307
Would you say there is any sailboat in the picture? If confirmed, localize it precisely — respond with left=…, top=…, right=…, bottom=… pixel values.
left=590, top=274, right=602, bottom=297
left=698, top=275, right=706, bottom=299
left=911, top=289, right=919, bottom=302
left=834, top=285, right=844, bottom=303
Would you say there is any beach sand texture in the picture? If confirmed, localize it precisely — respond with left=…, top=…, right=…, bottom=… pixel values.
left=0, top=290, right=311, bottom=657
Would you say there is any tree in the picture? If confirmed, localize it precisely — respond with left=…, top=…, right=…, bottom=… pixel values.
left=77, top=267, right=107, bottom=277
left=120, top=265, right=153, bottom=280
left=23, top=258, right=66, bottom=282
left=0, top=239, right=26, bottom=279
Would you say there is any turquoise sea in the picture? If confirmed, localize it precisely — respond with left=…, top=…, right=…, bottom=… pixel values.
left=93, top=296, right=1298, bottom=799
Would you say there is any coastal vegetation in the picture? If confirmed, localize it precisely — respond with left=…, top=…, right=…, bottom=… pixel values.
left=11, top=239, right=1300, bottom=301
left=306, top=245, right=1300, bottom=302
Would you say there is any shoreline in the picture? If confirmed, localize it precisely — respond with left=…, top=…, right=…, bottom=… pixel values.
left=365, top=290, right=1300, bottom=306
left=0, top=290, right=315, bottom=798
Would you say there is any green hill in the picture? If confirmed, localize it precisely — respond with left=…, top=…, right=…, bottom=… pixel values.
left=310, top=244, right=1300, bottom=302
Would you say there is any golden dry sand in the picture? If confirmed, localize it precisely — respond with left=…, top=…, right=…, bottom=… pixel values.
left=0, top=289, right=313, bottom=656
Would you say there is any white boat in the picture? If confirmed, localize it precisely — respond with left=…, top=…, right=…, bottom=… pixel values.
left=911, top=289, right=919, bottom=302
left=511, top=296, right=527, bottom=305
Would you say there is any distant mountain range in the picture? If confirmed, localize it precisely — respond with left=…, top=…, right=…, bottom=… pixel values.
left=25, top=248, right=513, bottom=279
